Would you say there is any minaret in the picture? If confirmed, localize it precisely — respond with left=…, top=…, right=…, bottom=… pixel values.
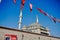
left=18, top=10, right=22, bottom=30
left=36, top=15, right=39, bottom=23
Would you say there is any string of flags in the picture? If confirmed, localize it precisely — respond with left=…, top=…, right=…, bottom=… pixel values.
left=36, top=8, right=49, bottom=16
left=13, top=0, right=60, bottom=23
left=36, top=8, right=60, bottom=23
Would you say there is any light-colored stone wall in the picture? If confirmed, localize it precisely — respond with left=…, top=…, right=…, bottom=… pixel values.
left=0, top=28, right=60, bottom=40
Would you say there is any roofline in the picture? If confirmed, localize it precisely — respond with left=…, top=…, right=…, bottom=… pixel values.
left=0, top=26, right=60, bottom=39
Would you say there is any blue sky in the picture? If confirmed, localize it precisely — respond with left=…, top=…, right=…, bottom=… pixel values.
left=0, top=0, right=60, bottom=37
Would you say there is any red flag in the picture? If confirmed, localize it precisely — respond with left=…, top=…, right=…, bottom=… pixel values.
left=5, top=34, right=17, bottom=40
left=22, top=0, right=25, bottom=6
left=49, top=15, right=60, bottom=23
left=50, top=16, right=57, bottom=23
left=13, top=0, right=16, bottom=4
left=58, top=20, right=60, bottom=22
left=36, top=8, right=43, bottom=13
left=29, top=3, right=32, bottom=12
left=53, top=17, right=60, bottom=23
left=56, top=19, right=60, bottom=23
left=21, top=0, right=25, bottom=9
left=52, top=17, right=56, bottom=23
left=36, top=8, right=49, bottom=16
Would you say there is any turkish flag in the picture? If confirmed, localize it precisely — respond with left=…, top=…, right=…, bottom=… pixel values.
left=29, top=3, right=32, bottom=12
left=11, top=35, right=17, bottom=40
left=5, top=34, right=17, bottom=40
left=21, top=0, right=25, bottom=9
left=13, top=0, right=16, bottom=4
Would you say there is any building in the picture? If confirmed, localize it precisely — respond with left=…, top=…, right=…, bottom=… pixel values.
left=0, top=10, right=60, bottom=40
left=0, top=26, right=60, bottom=40
left=0, top=16, right=60, bottom=40
left=22, top=16, right=50, bottom=36
left=22, top=23, right=50, bottom=36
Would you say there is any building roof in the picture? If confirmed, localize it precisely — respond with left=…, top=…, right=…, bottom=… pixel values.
left=0, top=26, right=60, bottom=39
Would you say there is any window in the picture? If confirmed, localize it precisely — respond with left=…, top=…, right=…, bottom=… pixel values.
left=5, top=37, right=10, bottom=40
left=22, top=34, right=24, bottom=40
left=41, top=32, right=49, bottom=35
left=38, top=37, right=40, bottom=40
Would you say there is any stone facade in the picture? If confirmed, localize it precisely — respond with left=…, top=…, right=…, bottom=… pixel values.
left=0, top=26, right=60, bottom=40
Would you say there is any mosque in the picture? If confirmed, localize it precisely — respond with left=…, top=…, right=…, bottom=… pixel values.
left=22, top=15, right=50, bottom=36
left=0, top=10, right=60, bottom=40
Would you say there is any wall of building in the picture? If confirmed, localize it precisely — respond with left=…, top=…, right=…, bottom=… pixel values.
left=0, top=28, right=60, bottom=40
